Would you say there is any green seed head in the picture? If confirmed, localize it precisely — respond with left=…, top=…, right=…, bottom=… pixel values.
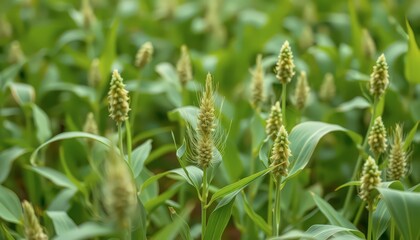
left=362, top=29, right=376, bottom=59
left=359, top=156, right=381, bottom=206
left=104, top=149, right=137, bottom=228
left=387, top=124, right=407, bottom=181
left=22, top=200, right=48, bottom=240
left=176, top=45, right=193, bottom=87
left=135, top=41, right=153, bottom=69
left=319, top=73, right=335, bottom=102
left=88, top=58, right=101, bottom=87
left=270, top=125, right=291, bottom=178
left=266, top=101, right=283, bottom=141
left=368, top=116, right=387, bottom=156
left=369, top=54, right=389, bottom=99
left=108, top=70, right=130, bottom=123
left=82, top=0, right=95, bottom=29
left=8, top=41, right=25, bottom=64
left=83, top=112, right=98, bottom=135
left=196, top=73, right=216, bottom=168
left=275, top=41, right=295, bottom=84
left=251, top=54, right=265, bottom=110
left=294, top=71, right=310, bottom=110
left=0, top=16, right=12, bottom=38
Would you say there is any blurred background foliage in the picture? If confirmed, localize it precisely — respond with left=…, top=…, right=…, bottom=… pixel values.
left=1, top=0, right=420, bottom=239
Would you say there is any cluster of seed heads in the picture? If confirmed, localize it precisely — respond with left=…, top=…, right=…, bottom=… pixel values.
left=108, top=70, right=130, bottom=123
left=368, top=116, right=387, bottom=156
left=370, top=54, right=389, bottom=99
left=176, top=45, right=193, bottom=86
left=359, top=156, right=381, bottom=206
left=275, top=41, right=295, bottom=84
left=22, top=200, right=48, bottom=240
left=269, top=125, right=291, bottom=178
left=135, top=41, right=153, bottom=69
left=387, top=124, right=407, bottom=180
left=196, top=73, right=216, bottom=169
left=266, top=101, right=283, bottom=141
left=294, top=71, right=310, bottom=110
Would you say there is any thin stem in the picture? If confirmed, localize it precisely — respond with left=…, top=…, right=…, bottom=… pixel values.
left=343, top=98, right=377, bottom=216
left=281, top=83, right=287, bottom=127
left=201, top=167, right=208, bottom=240
left=268, top=176, right=273, bottom=232
left=118, top=123, right=124, bottom=157
left=125, top=119, right=132, bottom=166
left=274, top=176, right=282, bottom=236
left=353, top=201, right=366, bottom=226
left=390, top=220, right=395, bottom=240
left=367, top=204, right=373, bottom=240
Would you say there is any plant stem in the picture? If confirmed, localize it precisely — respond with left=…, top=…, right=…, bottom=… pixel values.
left=390, top=220, right=395, bottom=240
left=201, top=167, right=208, bottom=239
left=274, top=177, right=282, bottom=236
left=343, top=99, right=377, bottom=216
left=118, top=123, right=124, bottom=157
left=367, top=204, right=373, bottom=240
left=353, top=201, right=366, bottom=226
left=268, top=176, right=273, bottom=232
left=281, top=83, right=287, bottom=126
left=125, top=119, right=132, bottom=166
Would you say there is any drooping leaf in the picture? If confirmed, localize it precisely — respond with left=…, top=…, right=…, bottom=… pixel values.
left=377, top=188, right=420, bottom=240
left=46, top=211, right=77, bottom=235
left=0, top=147, right=27, bottom=183
left=286, top=121, right=362, bottom=182
left=0, top=185, right=22, bottom=224
left=311, top=193, right=357, bottom=230
left=204, top=196, right=235, bottom=240
left=31, top=166, right=77, bottom=189
left=30, top=132, right=111, bottom=165
left=131, top=139, right=153, bottom=178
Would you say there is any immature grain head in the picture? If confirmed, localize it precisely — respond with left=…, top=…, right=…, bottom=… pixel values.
left=108, top=70, right=130, bottom=124
left=368, top=116, right=387, bottom=156
left=275, top=41, right=295, bottom=84
left=294, top=71, right=310, bottom=110
left=22, top=200, right=48, bottom=240
left=104, top=148, right=137, bottom=228
left=269, top=125, right=291, bottom=178
left=369, top=54, right=389, bottom=99
left=196, top=73, right=216, bottom=169
left=177, top=45, right=193, bottom=87
left=0, top=16, right=12, bottom=38
left=82, top=0, right=95, bottom=29
left=359, top=156, right=381, bottom=207
left=135, top=41, right=153, bottom=69
left=266, top=101, right=283, bottom=140
left=8, top=41, right=24, bottom=64
left=251, top=54, right=265, bottom=110
left=387, top=124, right=407, bottom=181
left=362, top=29, right=376, bottom=59
left=83, top=112, right=98, bottom=135
left=88, top=58, right=101, bottom=87
left=319, top=73, right=335, bottom=102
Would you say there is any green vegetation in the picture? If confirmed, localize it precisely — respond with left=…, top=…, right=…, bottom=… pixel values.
left=1, top=0, right=420, bottom=239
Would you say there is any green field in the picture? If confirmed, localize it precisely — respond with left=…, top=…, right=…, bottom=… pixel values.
left=1, top=0, right=420, bottom=239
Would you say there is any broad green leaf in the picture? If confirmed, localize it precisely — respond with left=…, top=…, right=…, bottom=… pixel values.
left=207, top=166, right=273, bottom=206
left=9, top=82, right=35, bottom=105
left=46, top=211, right=77, bottom=235
left=286, top=121, right=362, bottom=182
left=151, top=204, right=194, bottom=240
left=405, top=20, right=420, bottom=84
left=0, top=185, right=22, bottom=224
left=32, top=167, right=77, bottom=189
left=132, top=198, right=147, bottom=240
left=377, top=188, right=420, bottom=240
left=336, top=97, right=370, bottom=112
left=53, top=222, right=114, bottom=240
left=48, top=188, right=78, bottom=211
left=32, top=104, right=52, bottom=143
left=275, top=224, right=364, bottom=240
left=403, top=121, right=419, bottom=151
left=0, top=147, right=27, bottom=183
left=203, top=196, right=235, bottom=240
left=131, top=139, right=153, bottom=178
left=311, top=193, right=357, bottom=230
left=372, top=200, right=389, bottom=240
left=30, top=132, right=111, bottom=165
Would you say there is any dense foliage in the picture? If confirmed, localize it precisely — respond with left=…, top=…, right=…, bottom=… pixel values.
left=1, top=0, right=420, bottom=239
